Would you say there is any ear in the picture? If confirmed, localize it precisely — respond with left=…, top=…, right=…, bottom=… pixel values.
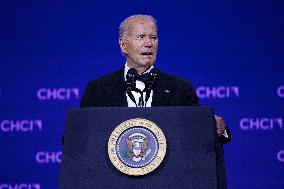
left=119, top=38, right=128, bottom=55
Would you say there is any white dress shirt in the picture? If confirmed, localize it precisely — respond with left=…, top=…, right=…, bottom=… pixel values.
left=124, top=63, right=153, bottom=107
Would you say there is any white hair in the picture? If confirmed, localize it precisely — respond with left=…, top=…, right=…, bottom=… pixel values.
left=119, top=14, right=157, bottom=39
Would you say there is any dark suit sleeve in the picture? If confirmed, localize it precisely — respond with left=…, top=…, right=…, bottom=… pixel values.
left=182, top=80, right=231, bottom=144
left=180, top=80, right=199, bottom=106
left=80, top=81, right=96, bottom=108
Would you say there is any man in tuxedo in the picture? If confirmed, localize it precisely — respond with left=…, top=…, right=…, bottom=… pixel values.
left=80, top=14, right=230, bottom=144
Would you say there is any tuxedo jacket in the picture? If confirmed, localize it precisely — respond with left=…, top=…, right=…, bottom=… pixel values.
left=80, top=69, right=199, bottom=107
left=80, top=68, right=230, bottom=145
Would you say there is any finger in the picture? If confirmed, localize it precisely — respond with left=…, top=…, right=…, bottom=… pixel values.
left=215, top=116, right=221, bottom=127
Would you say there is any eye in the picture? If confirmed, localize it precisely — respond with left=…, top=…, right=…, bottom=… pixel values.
left=137, top=35, right=146, bottom=40
left=150, top=36, right=158, bottom=40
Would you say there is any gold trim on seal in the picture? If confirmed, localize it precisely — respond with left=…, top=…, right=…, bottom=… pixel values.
left=108, top=118, right=167, bottom=176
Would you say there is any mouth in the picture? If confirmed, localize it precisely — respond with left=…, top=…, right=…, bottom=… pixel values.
left=141, top=52, right=153, bottom=56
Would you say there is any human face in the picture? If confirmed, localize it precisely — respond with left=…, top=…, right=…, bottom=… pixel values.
left=120, top=19, right=158, bottom=74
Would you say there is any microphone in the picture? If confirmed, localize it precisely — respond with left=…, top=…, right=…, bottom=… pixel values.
left=126, top=68, right=146, bottom=107
left=126, top=68, right=143, bottom=95
left=126, top=68, right=138, bottom=91
left=126, top=68, right=138, bottom=106
left=144, top=68, right=160, bottom=103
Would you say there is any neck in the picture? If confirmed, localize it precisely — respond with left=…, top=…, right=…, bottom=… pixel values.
left=136, top=67, right=150, bottom=74
left=127, top=63, right=150, bottom=75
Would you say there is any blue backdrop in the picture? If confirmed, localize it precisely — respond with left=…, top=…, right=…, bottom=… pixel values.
left=1, top=0, right=283, bottom=188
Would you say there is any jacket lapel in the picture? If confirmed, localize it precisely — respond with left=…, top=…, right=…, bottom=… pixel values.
left=104, top=69, right=128, bottom=107
left=152, top=74, right=174, bottom=107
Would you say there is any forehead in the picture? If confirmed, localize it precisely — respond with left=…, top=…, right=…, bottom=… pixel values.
left=127, top=18, right=157, bottom=35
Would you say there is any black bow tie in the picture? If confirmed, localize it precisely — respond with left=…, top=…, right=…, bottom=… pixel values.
left=137, top=73, right=150, bottom=83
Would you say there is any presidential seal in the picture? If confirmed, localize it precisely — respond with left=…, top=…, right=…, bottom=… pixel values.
left=108, top=118, right=167, bottom=176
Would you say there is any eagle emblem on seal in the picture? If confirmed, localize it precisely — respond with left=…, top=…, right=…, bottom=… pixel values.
left=125, top=133, right=152, bottom=162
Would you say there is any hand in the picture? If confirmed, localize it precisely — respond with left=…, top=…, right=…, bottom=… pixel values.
left=214, top=115, right=226, bottom=137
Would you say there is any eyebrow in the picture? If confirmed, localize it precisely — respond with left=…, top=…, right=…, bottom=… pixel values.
left=136, top=34, right=158, bottom=37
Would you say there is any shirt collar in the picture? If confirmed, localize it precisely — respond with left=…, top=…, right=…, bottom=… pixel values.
left=124, top=62, right=154, bottom=81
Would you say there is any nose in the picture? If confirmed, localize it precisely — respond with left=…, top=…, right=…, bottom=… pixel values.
left=144, top=37, right=153, bottom=47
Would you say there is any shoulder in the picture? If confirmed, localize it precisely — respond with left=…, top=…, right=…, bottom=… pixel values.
left=158, top=71, right=199, bottom=106
left=159, top=71, right=194, bottom=88
left=80, top=69, right=124, bottom=107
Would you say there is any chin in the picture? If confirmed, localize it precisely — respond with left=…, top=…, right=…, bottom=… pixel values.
left=141, top=63, right=154, bottom=68
left=141, top=60, right=154, bottom=66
